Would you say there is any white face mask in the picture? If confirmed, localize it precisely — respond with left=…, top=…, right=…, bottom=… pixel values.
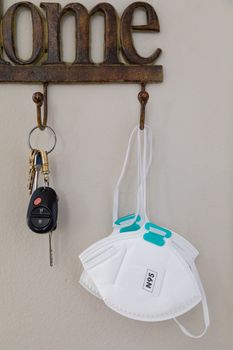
left=80, top=127, right=198, bottom=295
left=79, top=126, right=209, bottom=338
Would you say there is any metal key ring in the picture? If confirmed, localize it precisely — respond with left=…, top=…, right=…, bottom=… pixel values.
left=28, top=126, right=57, bottom=154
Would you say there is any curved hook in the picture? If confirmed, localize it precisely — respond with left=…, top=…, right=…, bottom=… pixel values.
left=138, top=83, right=149, bottom=130
left=32, top=82, right=48, bottom=131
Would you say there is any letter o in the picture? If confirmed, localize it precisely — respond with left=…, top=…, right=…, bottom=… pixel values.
left=2, top=2, right=44, bottom=65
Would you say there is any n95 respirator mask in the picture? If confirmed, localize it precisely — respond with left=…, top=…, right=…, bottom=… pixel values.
left=79, top=126, right=209, bottom=338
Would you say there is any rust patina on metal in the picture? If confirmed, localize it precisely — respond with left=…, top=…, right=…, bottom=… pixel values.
left=0, top=1, right=163, bottom=83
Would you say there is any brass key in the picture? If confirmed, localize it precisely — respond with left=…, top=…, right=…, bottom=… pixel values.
left=28, top=149, right=38, bottom=194
left=40, top=150, right=50, bottom=186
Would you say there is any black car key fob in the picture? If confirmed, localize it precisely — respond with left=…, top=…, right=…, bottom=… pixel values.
left=27, top=187, right=58, bottom=234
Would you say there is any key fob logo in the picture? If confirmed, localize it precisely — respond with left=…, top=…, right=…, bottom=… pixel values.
left=143, top=269, right=157, bottom=293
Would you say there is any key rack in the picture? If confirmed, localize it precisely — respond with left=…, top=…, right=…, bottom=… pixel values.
left=0, top=1, right=163, bottom=128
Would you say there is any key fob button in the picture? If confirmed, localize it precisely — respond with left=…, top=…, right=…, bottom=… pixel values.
left=32, top=207, right=50, bottom=215
left=34, top=197, right=42, bottom=206
left=31, top=217, right=51, bottom=228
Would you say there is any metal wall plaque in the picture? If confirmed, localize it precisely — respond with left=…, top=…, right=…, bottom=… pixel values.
left=0, top=1, right=163, bottom=83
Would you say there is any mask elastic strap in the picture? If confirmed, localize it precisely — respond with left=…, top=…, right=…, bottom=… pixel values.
left=174, top=262, right=210, bottom=338
left=112, top=125, right=152, bottom=226
left=137, top=126, right=152, bottom=224
left=112, top=126, right=138, bottom=225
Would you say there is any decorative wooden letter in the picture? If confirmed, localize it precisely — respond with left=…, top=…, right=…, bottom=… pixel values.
left=41, top=2, right=90, bottom=64
left=41, top=2, right=120, bottom=65
left=90, top=3, right=120, bottom=64
left=2, top=2, right=44, bottom=65
left=120, top=2, right=161, bottom=64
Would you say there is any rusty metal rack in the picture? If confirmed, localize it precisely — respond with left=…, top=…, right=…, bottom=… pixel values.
left=0, top=1, right=164, bottom=129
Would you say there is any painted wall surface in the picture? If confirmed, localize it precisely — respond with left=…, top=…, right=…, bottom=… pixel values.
left=0, top=0, right=232, bottom=349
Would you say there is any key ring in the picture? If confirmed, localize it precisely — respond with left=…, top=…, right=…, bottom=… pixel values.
left=28, top=125, right=57, bottom=154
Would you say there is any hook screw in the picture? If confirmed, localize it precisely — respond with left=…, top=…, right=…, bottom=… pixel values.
left=138, top=83, right=149, bottom=130
left=32, top=82, right=48, bottom=130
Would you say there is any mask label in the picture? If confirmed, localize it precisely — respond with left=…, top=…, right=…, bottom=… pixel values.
left=143, top=269, right=158, bottom=293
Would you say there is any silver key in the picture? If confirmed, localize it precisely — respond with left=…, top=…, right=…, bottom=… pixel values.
left=33, top=152, right=42, bottom=192
left=49, top=231, right=53, bottom=267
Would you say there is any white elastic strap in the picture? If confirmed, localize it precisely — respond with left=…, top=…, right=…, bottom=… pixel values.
left=112, top=126, right=138, bottom=224
left=138, top=126, right=152, bottom=223
left=129, top=126, right=151, bottom=224
left=174, top=262, right=209, bottom=338
left=112, top=125, right=152, bottom=225
left=138, top=128, right=146, bottom=223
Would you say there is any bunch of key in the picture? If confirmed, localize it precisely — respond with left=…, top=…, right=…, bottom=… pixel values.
left=27, top=149, right=58, bottom=266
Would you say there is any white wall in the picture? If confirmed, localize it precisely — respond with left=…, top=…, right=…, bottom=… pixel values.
left=0, top=0, right=232, bottom=349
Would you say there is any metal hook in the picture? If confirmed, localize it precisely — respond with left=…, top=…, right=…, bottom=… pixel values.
left=138, top=83, right=149, bottom=130
left=32, top=82, right=48, bottom=131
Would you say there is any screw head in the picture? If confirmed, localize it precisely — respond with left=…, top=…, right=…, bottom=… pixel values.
left=32, top=92, right=43, bottom=106
left=138, top=90, right=149, bottom=105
